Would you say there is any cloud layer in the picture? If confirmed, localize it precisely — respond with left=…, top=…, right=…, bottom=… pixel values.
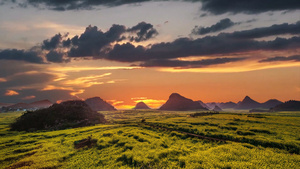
left=192, top=18, right=236, bottom=35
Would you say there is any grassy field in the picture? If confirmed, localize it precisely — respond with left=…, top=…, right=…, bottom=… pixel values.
left=0, top=110, right=299, bottom=168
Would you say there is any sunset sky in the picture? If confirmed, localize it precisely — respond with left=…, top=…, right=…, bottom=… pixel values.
left=0, top=0, right=299, bottom=109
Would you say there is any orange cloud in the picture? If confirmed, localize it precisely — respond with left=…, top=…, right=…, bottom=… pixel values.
left=22, top=95, right=36, bottom=100
left=0, top=78, right=7, bottom=82
left=107, top=100, right=124, bottom=106
left=41, top=85, right=73, bottom=91
left=70, top=89, right=85, bottom=96
left=63, top=73, right=111, bottom=88
left=5, top=90, right=19, bottom=96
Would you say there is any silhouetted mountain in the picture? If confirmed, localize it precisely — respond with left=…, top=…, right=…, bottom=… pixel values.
left=159, top=93, right=207, bottom=111
left=213, top=105, right=223, bottom=112
left=235, top=96, right=261, bottom=109
left=218, top=102, right=237, bottom=109
left=133, top=102, right=150, bottom=109
left=10, top=100, right=106, bottom=131
left=261, top=99, right=283, bottom=109
left=197, top=100, right=210, bottom=109
left=85, top=97, right=116, bottom=111
left=270, top=100, right=300, bottom=111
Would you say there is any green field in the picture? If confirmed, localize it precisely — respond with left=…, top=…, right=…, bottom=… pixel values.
left=0, top=110, right=300, bottom=169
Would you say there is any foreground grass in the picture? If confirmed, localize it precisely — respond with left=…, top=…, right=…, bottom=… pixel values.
left=0, top=110, right=299, bottom=168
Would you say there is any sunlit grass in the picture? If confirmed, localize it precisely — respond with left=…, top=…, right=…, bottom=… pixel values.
left=0, top=110, right=299, bottom=168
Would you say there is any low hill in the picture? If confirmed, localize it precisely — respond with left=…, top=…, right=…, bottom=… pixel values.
left=270, top=100, right=300, bottom=111
left=261, top=99, right=283, bottom=109
left=159, top=93, right=207, bottom=111
left=10, top=100, right=106, bottom=131
left=133, top=102, right=150, bottom=109
left=235, top=96, right=261, bottom=109
left=85, top=97, right=116, bottom=111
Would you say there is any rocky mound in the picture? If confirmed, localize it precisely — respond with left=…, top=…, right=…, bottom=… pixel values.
left=85, top=97, right=116, bottom=111
left=133, top=102, right=150, bottom=109
left=270, top=100, right=300, bottom=111
left=10, top=100, right=106, bottom=131
left=213, top=105, right=223, bottom=112
left=235, top=96, right=261, bottom=109
left=159, top=93, right=207, bottom=111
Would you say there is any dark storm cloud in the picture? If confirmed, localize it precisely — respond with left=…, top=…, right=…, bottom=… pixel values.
left=200, top=0, right=300, bottom=14
left=67, top=24, right=126, bottom=57
left=4, top=0, right=300, bottom=13
left=67, top=23, right=157, bottom=57
left=0, top=49, right=44, bottom=63
left=106, top=36, right=300, bottom=63
left=139, top=57, right=246, bottom=68
left=224, top=21, right=300, bottom=39
left=5, top=0, right=152, bottom=11
left=259, top=55, right=300, bottom=62
left=42, top=33, right=63, bottom=50
left=128, top=22, right=158, bottom=42
left=46, top=50, right=70, bottom=63
left=192, top=18, right=235, bottom=35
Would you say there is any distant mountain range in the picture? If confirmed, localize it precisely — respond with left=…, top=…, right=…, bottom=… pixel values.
left=201, top=96, right=283, bottom=110
left=133, top=102, right=150, bottom=109
left=160, top=93, right=207, bottom=111
left=1, top=100, right=52, bottom=112
left=0, top=94, right=297, bottom=112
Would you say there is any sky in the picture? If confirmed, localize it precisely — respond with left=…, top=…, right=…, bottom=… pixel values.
left=0, top=0, right=299, bottom=109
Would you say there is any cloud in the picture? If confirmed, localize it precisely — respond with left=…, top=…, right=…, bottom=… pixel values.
left=42, top=33, right=63, bottom=50
left=128, top=22, right=158, bottom=42
left=259, top=55, right=300, bottom=62
left=140, top=57, right=246, bottom=68
left=67, top=23, right=157, bottom=57
left=5, top=90, right=19, bottom=96
left=200, top=0, right=300, bottom=14
left=6, top=0, right=152, bottom=11
left=63, top=73, right=111, bottom=88
left=192, top=18, right=235, bottom=35
left=0, top=49, right=44, bottom=63
left=0, top=71, right=57, bottom=90
left=22, top=95, right=36, bottom=100
left=5, top=0, right=300, bottom=14
left=107, top=36, right=300, bottom=63
left=224, top=21, right=300, bottom=39
left=46, top=50, right=70, bottom=63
